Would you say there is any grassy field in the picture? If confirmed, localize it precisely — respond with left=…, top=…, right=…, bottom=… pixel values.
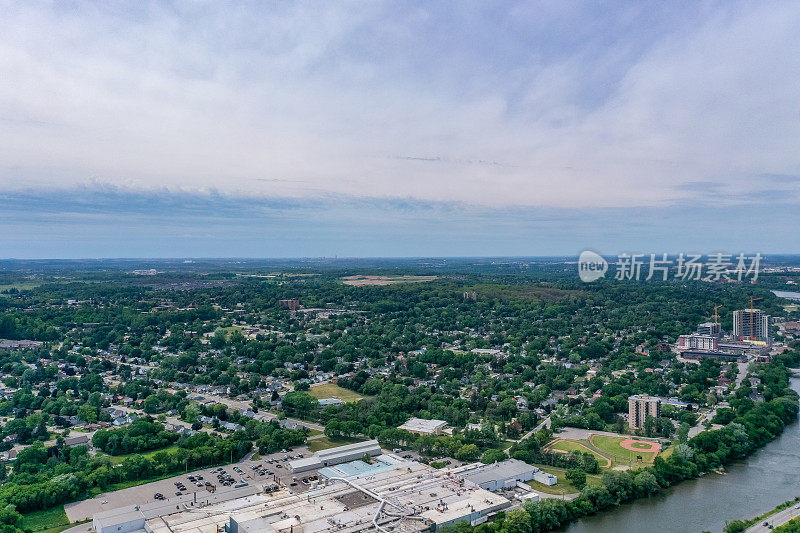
left=308, top=383, right=364, bottom=403
left=19, top=506, right=71, bottom=533
left=105, top=445, right=181, bottom=464
left=590, top=435, right=659, bottom=465
left=307, top=436, right=364, bottom=452
left=548, top=439, right=612, bottom=467
left=0, top=281, right=41, bottom=292
left=526, top=465, right=602, bottom=495
left=216, top=326, right=243, bottom=336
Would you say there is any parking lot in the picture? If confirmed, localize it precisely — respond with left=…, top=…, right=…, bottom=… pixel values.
left=65, top=446, right=316, bottom=522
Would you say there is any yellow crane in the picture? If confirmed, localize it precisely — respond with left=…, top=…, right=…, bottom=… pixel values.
left=713, top=305, right=722, bottom=326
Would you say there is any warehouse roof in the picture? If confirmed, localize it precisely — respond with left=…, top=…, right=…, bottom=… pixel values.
left=453, top=458, right=537, bottom=486
left=397, top=417, right=448, bottom=433
left=316, top=439, right=381, bottom=460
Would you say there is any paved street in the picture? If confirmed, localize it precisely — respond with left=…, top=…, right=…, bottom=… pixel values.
left=746, top=503, right=800, bottom=533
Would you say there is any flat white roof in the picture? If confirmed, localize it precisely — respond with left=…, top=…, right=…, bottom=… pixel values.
left=141, top=460, right=510, bottom=533
left=316, top=439, right=381, bottom=459
left=397, top=417, right=448, bottom=433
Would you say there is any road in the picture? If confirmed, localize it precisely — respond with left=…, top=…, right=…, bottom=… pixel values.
left=746, top=503, right=800, bottom=533
left=688, top=360, right=749, bottom=438
left=517, top=415, right=551, bottom=444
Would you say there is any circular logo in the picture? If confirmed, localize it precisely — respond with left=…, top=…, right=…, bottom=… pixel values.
left=578, top=250, right=608, bottom=282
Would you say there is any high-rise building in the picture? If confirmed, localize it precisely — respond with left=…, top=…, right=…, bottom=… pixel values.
left=733, top=309, right=770, bottom=344
left=696, top=322, right=721, bottom=337
left=628, top=395, right=661, bottom=430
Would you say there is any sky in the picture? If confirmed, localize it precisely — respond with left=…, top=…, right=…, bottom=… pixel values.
left=1, top=1, right=799, bottom=258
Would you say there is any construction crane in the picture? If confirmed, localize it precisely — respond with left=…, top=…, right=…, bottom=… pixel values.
left=749, top=297, right=763, bottom=341
left=713, top=305, right=723, bottom=326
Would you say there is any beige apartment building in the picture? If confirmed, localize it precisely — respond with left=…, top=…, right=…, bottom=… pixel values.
left=628, top=395, right=661, bottom=430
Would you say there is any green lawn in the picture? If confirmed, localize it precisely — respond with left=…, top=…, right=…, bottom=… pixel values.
left=526, top=465, right=602, bottom=495
left=307, top=436, right=364, bottom=452
left=590, top=435, right=658, bottom=465
left=19, top=506, right=70, bottom=533
left=105, top=445, right=181, bottom=464
left=549, top=439, right=612, bottom=467
left=307, top=383, right=364, bottom=403
left=0, top=282, right=41, bottom=292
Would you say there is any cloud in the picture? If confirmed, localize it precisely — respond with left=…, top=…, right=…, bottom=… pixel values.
left=0, top=2, right=798, bottom=257
left=0, top=186, right=795, bottom=258
left=0, top=1, right=798, bottom=212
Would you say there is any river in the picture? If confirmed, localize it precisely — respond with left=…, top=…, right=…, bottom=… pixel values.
left=565, top=377, right=800, bottom=533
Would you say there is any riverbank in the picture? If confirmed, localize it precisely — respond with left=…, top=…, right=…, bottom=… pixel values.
left=565, top=375, right=800, bottom=533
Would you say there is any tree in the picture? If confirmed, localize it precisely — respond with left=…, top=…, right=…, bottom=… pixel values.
left=184, top=403, right=200, bottom=424
left=77, top=404, right=97, bottom=423
left=633, top=470, right=660, bottom=497
left=481, top=448, right=507, bottom=464
left=566, top=467, right=587, bottom=490
left=501, top=509, right=532, bottom=533
left=454, top=444, right=480, bottom=462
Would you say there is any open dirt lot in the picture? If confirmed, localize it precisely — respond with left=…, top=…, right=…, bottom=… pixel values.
left=341, top=275, right=437, bottom=286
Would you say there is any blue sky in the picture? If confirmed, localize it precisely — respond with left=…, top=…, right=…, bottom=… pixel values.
left=1, top=1, right=799, bottom=257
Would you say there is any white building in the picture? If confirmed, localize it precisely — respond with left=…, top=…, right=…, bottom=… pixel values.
left=397, top=417, right=448, bottom=435
left=94, top=460, right=510, bottom=533
left=677, top=334, right=718, bottom=351
left=452, top=459, right=538, bottom=492
left=288, top=439, right=382, bottom=472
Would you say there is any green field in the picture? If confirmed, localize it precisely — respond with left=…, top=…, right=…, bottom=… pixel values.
left=526, top=465, right=602, bottom=495
left=307, top=436, right=364, bottom=452
left=308, top=383, right=364, bottom=403
left=549, top=439, right=612, bottom=467
left=590, top=435, right=659, bottom=465
left=0, top=281, right=41, bottom=292
left=105, top=445, right=181, bottom=464
left=19, top=506, right=72, bottom=533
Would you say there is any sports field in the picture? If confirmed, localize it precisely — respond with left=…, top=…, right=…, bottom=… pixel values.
left=547, top=438, right=612, bottom=467
left=308, top=383, right=364, bottom=403
left=590, top=435, right=661, bottom=464
left=546, top=434, right=663, bottom=468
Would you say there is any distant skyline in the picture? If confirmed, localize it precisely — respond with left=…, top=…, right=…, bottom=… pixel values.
left=1, top=1, right=799, bottom=257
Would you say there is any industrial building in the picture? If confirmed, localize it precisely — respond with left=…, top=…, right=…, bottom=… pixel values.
left=94, top=458, right=511, bottom=533
left=93, top=486, right=259, bottom=533
left=288, top=439, right=382, bottom=472
left=397, top=417, right=448, bottom=435
left=681, top=349, right=745, bottom=363
left=628, top=395, right=661, bottom=430
left=733, top=309, right=771, bottom=344
left=450, top=459, right=555, bottom=491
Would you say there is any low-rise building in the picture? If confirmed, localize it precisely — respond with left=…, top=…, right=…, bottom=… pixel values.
left=397, top=417, right=448, bottom=435
left=451, top=459, right=541, bottom=492
left=289, top=439, right=382, bottom=473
